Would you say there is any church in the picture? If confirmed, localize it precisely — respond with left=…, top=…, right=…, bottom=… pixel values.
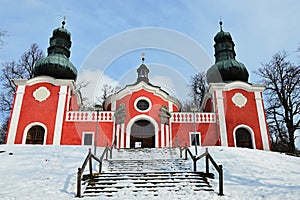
left=5, top=21, right=271, bottom=151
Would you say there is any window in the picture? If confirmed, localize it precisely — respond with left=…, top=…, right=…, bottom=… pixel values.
left=235, top=128, right=253, bottom=149
left=190, top=132, right=200, bottom=146
left=137, top=100, right=149, bottom=111
left=26, top=126, right=45, bottom=144
left=83, top=132, right=94, bottom=146
left=134, top=97, right=152, bottom=112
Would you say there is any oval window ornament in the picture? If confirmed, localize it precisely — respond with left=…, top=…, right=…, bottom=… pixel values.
left=137, top=99, right=149, bottom=111
left=134, top=97, right=152, bottom=112
left=33, top=86, right=50, bottom=102
left=232, top=93, right=247, bottom=108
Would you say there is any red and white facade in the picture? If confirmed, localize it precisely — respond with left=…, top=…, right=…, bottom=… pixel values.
left=5, top=22, right=271, bottom=150
left=5, top=70, right=271, bottom=150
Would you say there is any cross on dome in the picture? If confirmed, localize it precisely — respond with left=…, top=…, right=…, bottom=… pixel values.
left=141, top=52, right=145, bottom=63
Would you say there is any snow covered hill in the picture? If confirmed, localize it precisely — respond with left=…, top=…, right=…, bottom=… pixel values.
left=0, top=145, right=299, bottom=200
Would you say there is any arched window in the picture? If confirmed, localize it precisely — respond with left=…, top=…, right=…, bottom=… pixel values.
left=235, top=128, right=253, bottom=149
left=26, top=126, right=45, bottom=145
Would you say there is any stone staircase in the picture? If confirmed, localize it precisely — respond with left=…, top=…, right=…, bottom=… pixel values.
left=81, top=148, right=214, bottom=198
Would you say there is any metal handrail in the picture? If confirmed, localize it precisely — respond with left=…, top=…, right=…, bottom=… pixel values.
left=76, top=143, right=114, bottom=198
left=180, top=144, right=224, bottom=196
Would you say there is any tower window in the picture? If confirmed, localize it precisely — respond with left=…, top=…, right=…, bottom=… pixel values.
left=140, top=69, right=146, bottom=77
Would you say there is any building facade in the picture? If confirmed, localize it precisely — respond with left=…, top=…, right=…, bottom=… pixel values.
left=5, top=21, right=271, bottom=150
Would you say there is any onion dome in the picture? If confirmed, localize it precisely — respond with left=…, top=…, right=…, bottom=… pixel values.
left=33, top=19, right=77, bottom=80
left=206, top=21, right=249, bottom=83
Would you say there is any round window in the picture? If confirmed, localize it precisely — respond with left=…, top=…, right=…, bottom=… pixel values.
left=136, top=99, right=150, bottom=111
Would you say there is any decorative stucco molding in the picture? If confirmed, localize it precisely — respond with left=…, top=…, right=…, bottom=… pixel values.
left=232, top=93, right=247, bottom=108
left=33, top=86, right=50, bottom=102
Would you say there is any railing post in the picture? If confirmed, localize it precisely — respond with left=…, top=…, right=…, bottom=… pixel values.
left=184, top=143, right=188, bottom=160
left=206, top=148, right=209, bottom=174
left=193, top=156, right=197, bottom=172
left=76, top=167, right=81, bottom=198
left=218, top=165, right=224, bottom=196
left=89, top=155, right=92, bottom=178
left=99, top=162, right=102, bottom=173
left=179, top=147, right=182, bottom=158
left=109, top=145, right=113, bottom=159
left=105, top=144, right=109, bottom=160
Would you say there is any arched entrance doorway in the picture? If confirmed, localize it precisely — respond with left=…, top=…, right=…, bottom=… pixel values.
left=130, top=120, right=155, bottom=148
left=25, top=125, right=45, bottom=144
left=235, top=127, right=253, bottom=149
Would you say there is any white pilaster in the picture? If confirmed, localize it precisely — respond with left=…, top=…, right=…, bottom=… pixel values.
left=116, top=124, right=120, bottom=148
left=169, top=123, right=173, bottom=147
left=155, top=128, right=159, bottom=148
left=216, top=90, right=228, bottom=146
left=168, top=101, right=173, bottom=112
left=160, top=124, right=165, bottom=147
left=66, top=87, right=71, bottom=111
left=112, top=122, right=116, bottom=147
left=120, top=123, right=125, bottom=148
left=255, top=91, right=270, bottom=150
left=166, top=125, right=170, bottom=147
left=7, top=85, right=26, bottom=144
left=53, top=86, right=68, bottom=145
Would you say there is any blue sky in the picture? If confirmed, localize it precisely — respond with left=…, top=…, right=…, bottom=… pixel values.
left=1, top=0, right=300, bottom=102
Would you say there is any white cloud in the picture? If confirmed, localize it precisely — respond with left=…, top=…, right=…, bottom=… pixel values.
left=151, top=75, right=190, bottom=102
left=77, top=69, right=119, bottom=104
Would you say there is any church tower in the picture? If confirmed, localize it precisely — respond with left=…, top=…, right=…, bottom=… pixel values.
left=203, top=21, right=270, bottom=150
left=6, top=19, right=81, bottom=145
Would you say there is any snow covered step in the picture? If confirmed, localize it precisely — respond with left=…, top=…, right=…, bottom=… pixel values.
left=87, top=182, right=209, bottom=188
left=82, top=171, right=213, bottom=197
left=92, top=176, right=209, bottom=182
left=112, top=148, right=180, bottom=160
left=85, top=183, right=211, bottom=190
left=97, top=171, right=206, bottom=176
left=81, top=148, right=214, bottom=198
left=106, top=158, right=191, bottom=172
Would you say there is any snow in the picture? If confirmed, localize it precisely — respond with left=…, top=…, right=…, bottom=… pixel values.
left=0, top=145, right=299, bottom=200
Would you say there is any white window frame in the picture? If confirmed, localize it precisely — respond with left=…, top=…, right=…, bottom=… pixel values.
left=233, top=125, right=256, bottom=149
left=23, top=122, right=47, bottom=145
left=134, top=96, right=152, bottom=113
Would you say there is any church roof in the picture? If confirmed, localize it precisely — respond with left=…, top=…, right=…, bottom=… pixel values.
left=104, top=58, right=182, bottom=111
left=33, top=19, right=77, bottom=80
left=206, top=21, right=249, bottom=84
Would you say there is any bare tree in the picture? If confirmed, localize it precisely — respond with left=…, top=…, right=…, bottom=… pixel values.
left=181, top=100, right=194, bottom=112
left=81, top=84, right=116, bottom=111
left=96, top=84, right=116, bottom=110
left=189, top=72, right=208, bottom=110
left=0, top=118, right=8, bottom=144
left=256, top=51, right=300, bottom=153
left=0, top=44, right=44, bottom=142
left=0, top=44, right=44, bottom=113
left=100, top=84, right=115, bottom=105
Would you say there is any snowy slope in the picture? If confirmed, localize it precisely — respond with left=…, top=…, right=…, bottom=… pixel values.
left=0, top=145, right=299, bottom=200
